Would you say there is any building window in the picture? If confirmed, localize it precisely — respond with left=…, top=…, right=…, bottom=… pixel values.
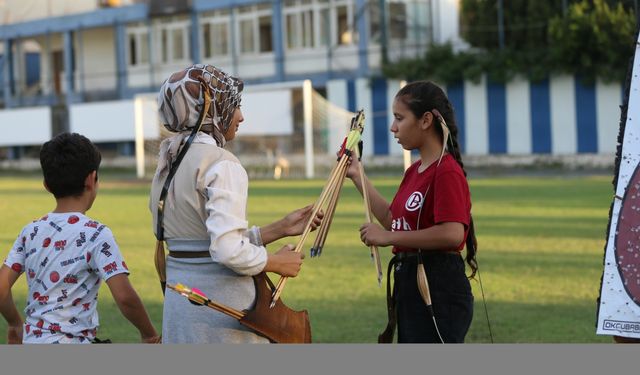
left=368, top=0, right=381, bottom=43
left=201, top=10, right=231, bottom=58
left=284, top=0, right=356, bottom=51
left=388, top=2, right=407, bottom=40
left=239, top=18, right=255, bottom=53
left=336, top=4, right=350, bottom=45
left=155, top=17, right=190, bottom=64
left=259, top=14, right=273, bottom=52
left=369, top=1, right=430, bottom=44
left=284, top=0, right=315, bottom=50
left=236, top=4, right=273, bottom=55
left=126, top=24, right=149, bottom=66
left=318, top=6, right=330, bottom=47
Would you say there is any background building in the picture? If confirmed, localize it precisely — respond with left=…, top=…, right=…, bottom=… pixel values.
left=0, top=0, right=623, bottom=175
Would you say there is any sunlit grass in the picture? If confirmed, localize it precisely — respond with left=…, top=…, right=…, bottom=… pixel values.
left=0, top=174, right=614, bottom=343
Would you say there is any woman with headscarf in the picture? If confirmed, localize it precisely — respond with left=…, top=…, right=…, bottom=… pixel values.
left=149, top=64, right=320, bottom=343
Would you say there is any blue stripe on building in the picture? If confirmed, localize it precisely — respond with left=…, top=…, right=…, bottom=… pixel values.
left=575, top=79, right=598, bottom=153
left=447, top=81, right=465, bottom=153
left=346, top=79, right=356, bottom=113
left=371, top=78, right=388, bottom=155
left=487, top=81, right=507, bottom=153
left=530, top=79, right=552, bottom=153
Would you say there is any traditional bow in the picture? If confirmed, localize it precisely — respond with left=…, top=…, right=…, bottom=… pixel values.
left=412, top=109, right=451, bottom=343
left=167, top=272, right=312, bottom=343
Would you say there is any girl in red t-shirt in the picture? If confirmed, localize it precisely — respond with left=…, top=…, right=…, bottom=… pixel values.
left=347, top=81, right=478, bottom=343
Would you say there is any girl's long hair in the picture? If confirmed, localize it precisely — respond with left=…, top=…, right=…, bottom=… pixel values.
left=396, top=81, right=478, bottom=278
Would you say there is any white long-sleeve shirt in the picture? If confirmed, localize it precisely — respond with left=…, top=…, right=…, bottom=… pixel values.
left=150, top=133, right=267, bottom=275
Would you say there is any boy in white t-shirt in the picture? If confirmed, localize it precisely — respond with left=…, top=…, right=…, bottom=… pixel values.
left=0, top=133, right=160, bottom=344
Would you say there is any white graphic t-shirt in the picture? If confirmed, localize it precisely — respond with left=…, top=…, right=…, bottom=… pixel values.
left=4, top=212, right=129, bottom=343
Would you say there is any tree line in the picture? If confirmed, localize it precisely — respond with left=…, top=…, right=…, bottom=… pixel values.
left=383, top=0, right=638, bottom=84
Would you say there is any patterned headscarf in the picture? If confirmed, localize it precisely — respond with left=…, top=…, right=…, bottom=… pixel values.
left=157, top=64, right=244, bottom=147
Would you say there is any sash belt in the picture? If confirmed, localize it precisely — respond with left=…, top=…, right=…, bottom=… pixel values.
left=168, top=251, right=211, bottom=259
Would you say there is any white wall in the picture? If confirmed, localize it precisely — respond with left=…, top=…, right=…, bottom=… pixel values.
left=464, top=76, right=488, bottom=155
left=597, top=79, right=623, bottom=154
left=239, top=89, right=293, bottom=135
left=550, top=76, right=577, bottom=155
left=0, top=107, right=51, bottom=147
left=69, top=100, right=136, bottom=142
left=0, top=0, right=136, bottom=24
left=78, top=27, right=117, bottom=92
left=387, top=80, right=404, bottom=156
left=284, top=47, right=359, bottom=76
left=432, top=0, right=463, bottom=46
left=355, top=78, right=374, bottom=157
left=506, top=77, right=532, bottom=154
left=67, top=88, right=295, bottom=144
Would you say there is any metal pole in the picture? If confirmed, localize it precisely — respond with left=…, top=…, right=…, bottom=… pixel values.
left=134, top=96, right=145, bottom=179
left=379, top=0, right=388, bottom=64
left=303, top=80, right=314, bottom=179
left=497, top=0, right=505, bottom=49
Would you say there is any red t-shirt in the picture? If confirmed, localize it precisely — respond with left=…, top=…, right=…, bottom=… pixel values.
left=389, top=154, right=471, bottom=253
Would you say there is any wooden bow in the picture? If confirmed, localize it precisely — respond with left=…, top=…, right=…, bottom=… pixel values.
left=167, top=272, right=312, bottom=343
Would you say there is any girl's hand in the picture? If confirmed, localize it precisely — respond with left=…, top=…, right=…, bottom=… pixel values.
left=7, top=323, right=23, bottom=344
left=142, top=335, right=162, bottom=344
left=282, top=205, right=324, bottom=237
left=345, top=155, right=361, bottom=180
left=359, top=223, right=390, bottom=247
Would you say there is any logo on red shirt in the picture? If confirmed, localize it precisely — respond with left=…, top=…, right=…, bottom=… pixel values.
left=405, top=191, right=424, bottom=212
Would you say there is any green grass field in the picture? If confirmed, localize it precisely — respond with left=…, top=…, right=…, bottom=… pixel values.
left=0, top=172, right=614, bottom=343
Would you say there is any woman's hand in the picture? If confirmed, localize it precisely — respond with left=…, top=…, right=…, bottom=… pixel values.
left=264, top=244, right=305, bottom=277
left=282, top=205, right=324, bottom=237
left=359, top=223, right=391, bottom=247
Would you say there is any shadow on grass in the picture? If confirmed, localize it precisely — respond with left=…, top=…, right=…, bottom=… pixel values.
left=0, top=296, right=612, bottom=344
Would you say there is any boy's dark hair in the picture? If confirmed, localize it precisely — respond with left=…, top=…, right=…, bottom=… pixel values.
left=40, top=132, right=101, bottom=199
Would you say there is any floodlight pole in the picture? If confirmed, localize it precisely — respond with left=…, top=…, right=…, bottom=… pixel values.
left=134, top=96, right=145, bottom=179
left=497, top=0, right=505, bottom=49
left=303, top=79, right=314, bottom=179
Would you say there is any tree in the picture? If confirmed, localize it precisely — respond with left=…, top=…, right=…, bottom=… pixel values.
left=460, top=0, right=636, bottom=52
left=383, top=1, right=637, bottom=84
left=548, top=0, right=637, bottom=82
left=460, top=0, right=563, bottom=51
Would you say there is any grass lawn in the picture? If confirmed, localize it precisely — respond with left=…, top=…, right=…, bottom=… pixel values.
left=0, top=172, right=615, bottom=343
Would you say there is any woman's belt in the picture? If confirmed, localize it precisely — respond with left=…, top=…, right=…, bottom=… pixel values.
left=168, top=251, right=211, bottom=258
left=395, top=251, right=460, bottom=263
left=166, top=239, right=211, bottom=258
